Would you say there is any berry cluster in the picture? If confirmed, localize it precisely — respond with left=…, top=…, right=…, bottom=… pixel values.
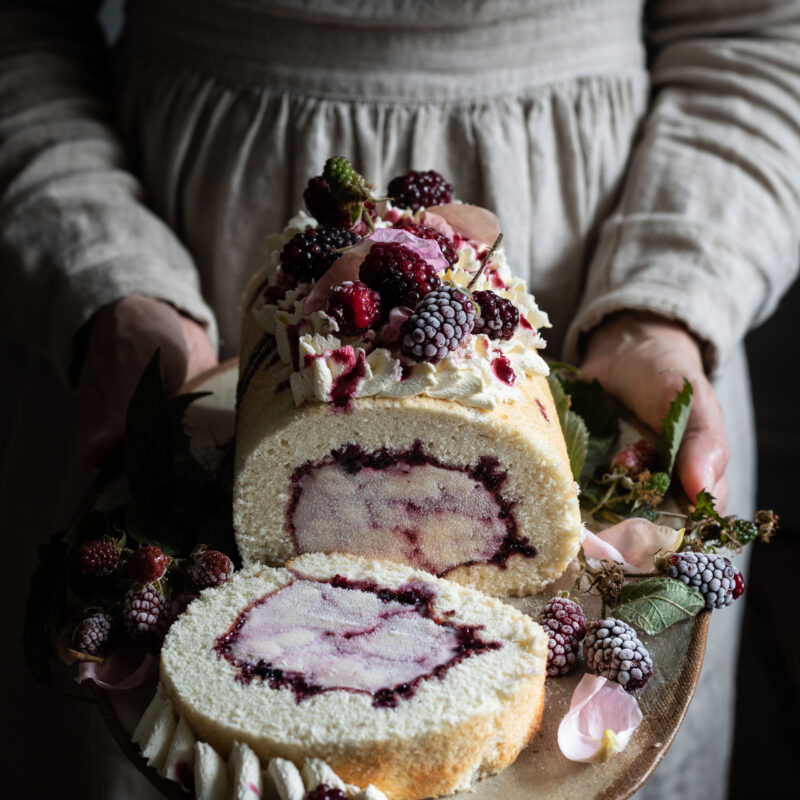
left=281, top=227, right=359, bottom=282
left=360, top=242, right=442, bottom=310
left=583, top=618, right=653, bottom=692
left=388, top=169, right=454, bottom=210
left=69, top=540, right=235, bottom=657
left=660, top=552, right=745, bottom=609
left=401, top=286, right=476, bottom=363
left=472, top=291, right=520, bottom=341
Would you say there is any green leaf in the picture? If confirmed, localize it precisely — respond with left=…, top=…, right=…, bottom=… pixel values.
left=561, top=378, right=620, bottom=441
left=690, top=489, right=722, bottom=522
left=563, top=410, right=590, bottom=481
left=615, top=577, right=705, bottom=635
left=657, top=378, right=693, bottom=476
left=546, top=374, right=570, bottom=428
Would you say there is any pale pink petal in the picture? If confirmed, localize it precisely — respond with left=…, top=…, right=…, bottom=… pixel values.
left=76, top=643, right=158, bottom=691
left=379, top=306, right=414, bottom=345
left=583, top=519, right=683, bottom=574
left=420, top=210, right=456, bottom=240
left=304, top=229, right=447, bottom=314
left=558, top=675, right=643, bottom=763
left=427, top=203, right=501, bottom=245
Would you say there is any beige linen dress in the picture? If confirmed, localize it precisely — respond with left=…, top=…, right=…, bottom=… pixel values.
left=2, top=1, right=800, bottom=798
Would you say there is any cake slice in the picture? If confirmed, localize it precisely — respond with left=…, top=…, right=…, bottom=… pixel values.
left=233, top=177, right=581, bottom=597
left=159, top=553, right=548, bottom=800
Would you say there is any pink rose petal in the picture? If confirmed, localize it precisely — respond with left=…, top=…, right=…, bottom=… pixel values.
left=583, top=518, right=683, bottom=574
left=558, top=674, right=643, bottom=762
left=428, top=203, right=501, bottom=245
left=379, top=306, right=414, bottom=345
left=420, top=210, right=456, bottom=240
left=76, top=643, right=158, bottom=691
left=304, top=229, right=448, bottom=314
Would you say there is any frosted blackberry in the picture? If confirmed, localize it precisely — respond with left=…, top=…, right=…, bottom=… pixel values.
left=395, top=220, right=459, bottom=266
left=540, top=597, right=586, bottom=641
left=74, top=537, right=120, bottom=577
left=327, top=281, right=381, bottom=336
left=543, top=629, right=579, bottom=677
left=583, top=618, right=653, bottom=692
left=123, top=584, right=168, bottom=642
left=359, top=242, right=441, bottom=310
left=661, top=552, right=744, bottom=609
left=401, top=286, right=476, bottom=363
left=186, top=550, right=234, bottom=590
left=303, top=176, right=351, bottom=228
left=72, top=611, right=114, bottom=656
left=281, top=227, right=359, bottom=283
left=388, top=169, right=454, bottom=211
left=323, top=156, right=369, bottom=204
left=472, top=291, right=520, bottom=341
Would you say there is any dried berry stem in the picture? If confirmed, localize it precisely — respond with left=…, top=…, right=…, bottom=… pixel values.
left=467, top=233, right=503, bottom=289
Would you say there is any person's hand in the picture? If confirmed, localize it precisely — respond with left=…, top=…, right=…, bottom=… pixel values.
left=78, top=295, right=218, bottom=469
left=579, top=311, right=729, bottom=511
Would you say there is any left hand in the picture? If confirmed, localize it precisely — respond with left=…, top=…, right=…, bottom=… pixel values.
left=578, top=311, right=729, bottom=511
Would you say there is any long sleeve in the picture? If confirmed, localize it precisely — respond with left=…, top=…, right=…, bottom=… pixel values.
left=0, top=0, right=218, bottom=381
left=565, top=0, right=800, bottom=373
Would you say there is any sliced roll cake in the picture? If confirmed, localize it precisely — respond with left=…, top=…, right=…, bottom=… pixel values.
left=159, top=553, right=548, bottom=800
left=233, top=175, right=581, bottom=597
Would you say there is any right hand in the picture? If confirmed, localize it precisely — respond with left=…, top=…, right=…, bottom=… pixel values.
left=78, top=295, right=218, bottom=469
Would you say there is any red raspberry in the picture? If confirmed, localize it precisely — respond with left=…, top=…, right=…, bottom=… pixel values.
left=360, top=242, right=441, bottom=311
left=123, top=584, right=168, bottom=642
left=72, top=611, right=114, bottom=655
left=387, top=169, right=454, bottom=211
left=127, top=545, right=169, bottom=585
left=472, top=291, right=520, bottom=340
left=74, top=538, right=120, bottom=577
left=610, top=439, right=660, bottom=476
left=186, top=550, right=234, bottom=590
left=394, top=220, right=459, bottom=266
left=303, top=176, right=351, bottom=228
left=327, top=281, right=381, bottom=336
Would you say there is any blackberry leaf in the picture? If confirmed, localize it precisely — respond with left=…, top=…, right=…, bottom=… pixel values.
left=657, top=378, right=693, bottom=476
left=615, top=577, right=705, bottom=635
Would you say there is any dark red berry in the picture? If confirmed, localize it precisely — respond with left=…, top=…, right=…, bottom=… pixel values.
left=281, top=227, right=359, bottom=283
left=394, top=220, right=459, bottom=266
left=74, top=538, right=120, bottom=577
left=387, top=169, right=454, bottom=211
left=401, top=286, right=476, bottom=363
left=186, top=550, right=234, bottom=590
left=583, top=618, right=653, bottom=692
left=72, top=611, right=114, bottom=655
left=304, top=786, right=349, bottom=800
left=123, top=584, right=168, bottom=642
left=732, top=571, right=746, bottom=600
left=127, top=545, right=169, bottom=585
left=540, top=597, right=586, bottom=641
left=360, top=242, right=441, bottom=311
left=303, top=176, right=351, bottom=228
left=472, top=291, right=520, bottom=340
left=610, top=439, right=660, bottom=476
left=327, top=281, right=381, bottom=336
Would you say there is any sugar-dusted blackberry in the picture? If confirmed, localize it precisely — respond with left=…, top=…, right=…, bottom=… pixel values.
left=359, top=242, right=441, bottom=310
left=327, top=280, right=381, bottom=336
left=72, top=611, right=114, bottom=656
left=543, top=629, right=580, bottom=677
left=401, top=286, right=476, bottom=363
left=303, top=176, right=351, bottom=228
left=395, top=220, right=459, bottom=266
left=127, top=544, right=169, bottom=585
left=186, top=550, right=234, bottom=590
left=661, top=552, right=744, bottom=609
left=540, top=596, right=586, bottom=641
left=74, top=537, right=120, bottom=577
left=123, top=584, right=168, bottom=642
left=472, top=290, right=520, bottom=341
left=388, top=169, right=454, bottom=211
left=583, top=618, right=653, bottom=692
left=323, top=156, right=370, bottom=205
left=281, top=227, right=359, bottom=283
left=610, top=439, right=660, bottom=476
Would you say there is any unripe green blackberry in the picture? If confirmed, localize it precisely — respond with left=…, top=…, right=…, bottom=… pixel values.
left=322, top=157, right=369, bottom=205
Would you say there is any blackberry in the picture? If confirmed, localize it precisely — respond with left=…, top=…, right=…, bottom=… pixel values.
left=387, top=169, right=454, bottom=211
left=127, top=545, right=169, bottom=585
left=731, top=518, right=759, bottom=545
left=186, top=550, right=234, bottom=590
left=281, top=227, right=359, bottom=283
left=543, top=629, right=580, bottom=677
left=303, top=176, right=351, bottom=228
left=359, top=242, right=441, bottom=310
left=74, top=537, right=120, bottom=577
left=583, top=618, right=653, bottom=692
left=540, top=597, right=586, bottom=641
left=401, top=286, right=476, bottom=363
left=472, top=291, right=520, bottom=341
left=327, top=280, right=381, bottom=336
left=322, top=157, right=369, bottom=205
left=72, top=611, right=114, bottom=656
left=610, top=439, right=660, bottom=476
left=395, top=220, right=459, bottom=266
left=661, top=552, right=744, bottom=609
left=123, top=584, right=168, bottom=642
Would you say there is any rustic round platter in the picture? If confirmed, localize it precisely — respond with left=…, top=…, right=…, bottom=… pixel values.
left=92, top=360, right=709, bottom=800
